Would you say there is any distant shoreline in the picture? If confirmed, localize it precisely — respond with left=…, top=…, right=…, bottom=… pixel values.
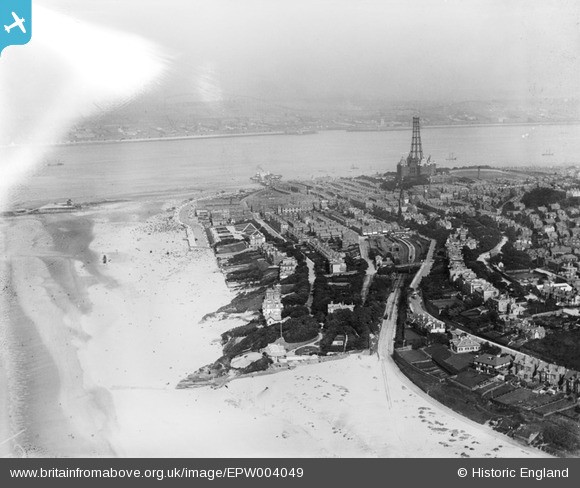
left=422, top=120, right=580, bottom=131
left=349, top=120, right=580, bottom=133
left=2, top=121, right=580, bottom=149
left=44, top=131, right=288, bottom=148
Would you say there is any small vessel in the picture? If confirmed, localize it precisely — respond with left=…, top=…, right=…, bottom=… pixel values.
left=34, top=199, right=79, bottom=214
left=45, top=159, right=64, bottom=167
left=250, top=166, right=282, bottom=186
left=542, top=149, right=554, bottom=156
left=350, top=164, right=359, bottom=170
left=446, top=153, right=457, bottom=162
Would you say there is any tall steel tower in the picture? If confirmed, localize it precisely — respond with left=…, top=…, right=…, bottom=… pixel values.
left=408, top=116, right=423, bottom=164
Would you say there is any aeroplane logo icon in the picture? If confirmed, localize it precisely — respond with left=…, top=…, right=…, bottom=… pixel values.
left=4, top=12, right=26, bottom=34
left=0, top=1, right=32, bottom=55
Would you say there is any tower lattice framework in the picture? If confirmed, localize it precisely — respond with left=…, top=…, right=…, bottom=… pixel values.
left=408, top=116, right=423, bottom=164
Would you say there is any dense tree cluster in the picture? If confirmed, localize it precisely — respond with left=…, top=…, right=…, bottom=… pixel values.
left=222, top=315, right=321, bottom=359
left=479, top=341, right=502, bottom=355
left=462, top=246, right=507, bottom=292
left=345, top=254, right=368, bottom=273
left=526, top=297, right=559, bottom=315
left=226, top=260, right=277, bottom=284
left=213, top=237, right=240, bottom=249
left=452, top=213, right=502, bottom=253
left=283, top=305, right=310, bottom=319
left=238, top=355, right=273, bottom=374
left=281, top=261, right=310, bottom=317
left=490, top=241, right=532, bottom=270
left=221, top=321, right=261, bottom=343
left=395, top=277, right=412, bottom=346
left=282, top=315, right=320, bottom=343
left=541, top=423, right=580, bottom=452
left=227, top=250, right=261, bottom=266
left=320, top=307, right=370, bottom=352
left=370, top=207, right=399, bottom=225
left=219, top=221, right=396, bottom=362
left=311, top=271, right=365, bottom=316
left=420, top=256, right=451, bottom=301
left=521, top=187, right=566, bottom=208
left=414, top=236, right=432, bottom=260
left=367, top=274, right=392, bottom=303
left=223, top=325, right=282, bottom=358
left=402, top=217, right=451, bottom=248
left=319, top=274, right=392, bottom=353
left=561, top=196, right=580, bottom=210
left=524, top=329, right=580, bottom=371
left=415, top=202, right=446, bottom=217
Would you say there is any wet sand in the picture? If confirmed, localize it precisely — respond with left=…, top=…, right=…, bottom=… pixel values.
left=1, top=216, right=115, bottom=456
left=0, top=279, right=12, bottom=457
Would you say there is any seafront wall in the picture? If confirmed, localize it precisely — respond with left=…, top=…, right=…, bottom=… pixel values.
left=177, top=350, right=361, bottom=389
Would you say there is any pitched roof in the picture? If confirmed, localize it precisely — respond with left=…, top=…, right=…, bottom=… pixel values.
left=474, top=355, right=511, bottom=367
left=451, top=336, right=480, bottom=349
left=563, top=370, right=580, bottom=380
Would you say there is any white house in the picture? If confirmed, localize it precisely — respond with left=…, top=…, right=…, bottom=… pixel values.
left=450, top=335, right=481, bottom=354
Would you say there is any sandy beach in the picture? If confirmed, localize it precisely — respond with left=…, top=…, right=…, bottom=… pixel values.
left=0, top=197, right=550, bottom=457
left=0, top=269, right=13, bottom=458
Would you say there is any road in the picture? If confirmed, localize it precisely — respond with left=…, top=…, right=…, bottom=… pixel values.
left=408, top=292, right=426, bottom=316
left=286, top=333, right=323, bottom=354
left=176, top=201, right=211, bottom=249
left=407, top=237, right=442, bottom=321
left=377, top=274, right=404, bottom=409
left=477, top=235, right=508, bottom=264
left=378, top=239, right=436, bottom=409
left=252, top=213, right=284, bottom=240
left=358, top=236, right=376, bottom=304
left=410, top=238, right=436, bottom=291
left=305, top=257, right=315, bottom=312
left=500, top=194, right=519, bottom=213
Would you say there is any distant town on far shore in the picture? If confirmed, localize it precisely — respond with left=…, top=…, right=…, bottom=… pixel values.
left=50, top=97, right=580, bottom=145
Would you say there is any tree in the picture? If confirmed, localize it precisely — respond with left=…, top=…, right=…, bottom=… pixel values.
left=521, top=188, right=565, bottom=208
left=283, top=316, right=319, bottom=343
left=480, top=341, right=501, bottom=355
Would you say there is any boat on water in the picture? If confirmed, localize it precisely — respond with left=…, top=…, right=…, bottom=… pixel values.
left=250, top=166, right=282, bottom=186
left=446, top=152, right=457, bottom=162
left=542, top=149, right=554, bottom=156
left=45, top=159, right=64, bottom=167
left=34, top=199, right=80, bottom=214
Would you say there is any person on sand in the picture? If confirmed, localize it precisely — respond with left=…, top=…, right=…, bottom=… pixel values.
left=102, top=255, right=107, bottom=264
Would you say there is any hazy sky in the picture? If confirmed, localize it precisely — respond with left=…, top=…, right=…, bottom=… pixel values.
left=0, top=0, right=578, bottom=201
left=39, top=0, right=580, bottom=102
